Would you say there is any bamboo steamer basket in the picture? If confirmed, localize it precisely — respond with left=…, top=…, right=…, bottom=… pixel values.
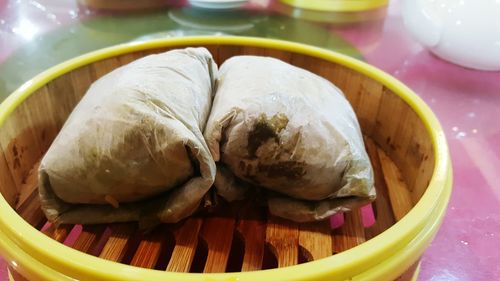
left=0, top=36, right=452, bottom=281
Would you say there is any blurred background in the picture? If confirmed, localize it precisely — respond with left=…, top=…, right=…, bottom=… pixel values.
left=1, top=0, right=499, bottom=280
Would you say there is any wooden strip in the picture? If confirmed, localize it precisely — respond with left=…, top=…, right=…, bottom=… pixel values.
left=203, top=45, right=220, bottom=63
left=43, top=224, right=74, bottom=242
left=90, top=57, right=120, bottom=80
left=68, top=65, right=93, bottom=105
left=99, top=223, right=136, bottom=262
left=46, top=69, right=82, bottom=128
left=395, top=111, right=422, bottom=193
left=371, top=87, right=406, bottom=166
left=378, top=148, right=413, bottom=221
left=239, top=218, right=266, bottom=271
left=117, top=52, right=146, bottom=66
left=200, top=217, right=236, bottom=273
left=130, top=226, right=168, bottom=268
left=15, top=162, right=39, bottom=210
left=72, top=225, right=107, bottom=253
left=19, top=87, right=60, bottom=156
left=13, top=161, right=45, bottom=228
left=364, top=138, right=396, bottom=239
left=324, top=65, right=363, bottom=108
left=16, top=191, right=45, bottom=227
left=355, top=79, right=384, bottom=136
left=0, top=125, right=43, bottom=193
left=166, top=218, right=203, bottom=272
left=397, top=107, right=433, bottom=200
left=266, top=216, right=299, bottom=267
left=264, top=48, right=292, bottom=62
left=240, top=46, right=266, bottom=57
left=332, top=209, right=365, bottom=253
left=218, top=45, right=243, bottom=65
left=408, top=127, right=434, bottom=203
left=238, top=203, right=266, bottom=271
left=411, top=149, right=434, bottom=204
left=0, top=145, right=18, bottom=207
left=299, top=221, right=332, bottom=261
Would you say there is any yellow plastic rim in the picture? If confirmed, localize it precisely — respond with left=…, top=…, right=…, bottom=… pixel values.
left=0, top=36, right=452, bottom=281
left=279, top=0, right=389, bottom=12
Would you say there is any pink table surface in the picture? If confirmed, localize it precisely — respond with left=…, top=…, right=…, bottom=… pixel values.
left=1, top=0, right=499, bottom=280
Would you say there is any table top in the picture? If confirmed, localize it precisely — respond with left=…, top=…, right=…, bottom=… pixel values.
left=1, top=0, right=499, bottom=280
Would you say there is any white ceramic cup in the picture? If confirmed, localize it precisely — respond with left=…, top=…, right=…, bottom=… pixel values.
left=402, top=0, right=500, bottom=71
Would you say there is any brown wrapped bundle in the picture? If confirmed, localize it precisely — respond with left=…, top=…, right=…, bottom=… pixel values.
left=39, top=48, right=217, bottom=227
left=204, top=56, right=375, bottom=222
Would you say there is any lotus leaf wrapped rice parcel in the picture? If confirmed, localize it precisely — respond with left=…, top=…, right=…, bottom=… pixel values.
left=204, top=56, right=375, bottom=222
left=39, top=48, right=217, bottom=228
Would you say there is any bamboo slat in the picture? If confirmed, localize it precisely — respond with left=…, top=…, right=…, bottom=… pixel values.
left=378, top=149, right=414, bottom=221
left=299, top=221, right=332, bottom=261
left=238, top=205, right=267, bottom=271
left=166, top=218, right=203, bottom=272
left=71, top=225, right=107, bottom=254
left=99, top=223, right=137, bottom=262
left=129, top=226, right=169, bottom=268
left=200, top=217, right=237, bottom=273
left=332, top=209, right=365, bottom=253
left=364, top=138, right=396, bottom=239
left=43, top=224, right=74, bottom=243
left=265, top=216, right=299, bottom=268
